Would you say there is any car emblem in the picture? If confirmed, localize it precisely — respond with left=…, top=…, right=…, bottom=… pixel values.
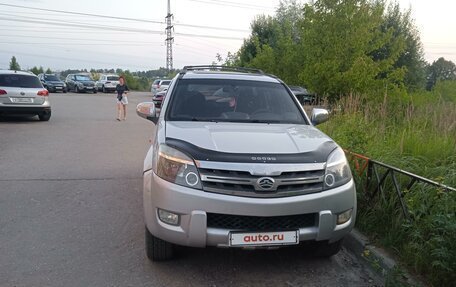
left=256, top=177, right=275, bottom=191
left=20, top=92, right=25, bottom=95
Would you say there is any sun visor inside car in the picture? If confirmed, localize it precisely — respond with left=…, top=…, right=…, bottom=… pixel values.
left=165, top=138, right=338, bottom=164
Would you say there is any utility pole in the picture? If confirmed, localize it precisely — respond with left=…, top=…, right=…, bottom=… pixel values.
left=165, top=0, right=173, bottom=72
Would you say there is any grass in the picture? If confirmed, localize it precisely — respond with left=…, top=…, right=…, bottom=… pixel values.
left=320, top=81, right=456, bottom=287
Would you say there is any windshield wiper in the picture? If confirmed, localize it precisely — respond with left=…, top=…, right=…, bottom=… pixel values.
left=248, top=119, right=282, bottom=124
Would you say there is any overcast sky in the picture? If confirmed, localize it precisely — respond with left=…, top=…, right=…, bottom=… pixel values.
left=0, top=0, right=455, bottom=71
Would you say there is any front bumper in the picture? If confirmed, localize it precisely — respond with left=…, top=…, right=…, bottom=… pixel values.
left=46, top=85, right=65, bottom=92
left=78, top=86, right=95, bottom=92
left=144, top=170, right=357, bottom=248
left=103, top=84, right=117, bottom=91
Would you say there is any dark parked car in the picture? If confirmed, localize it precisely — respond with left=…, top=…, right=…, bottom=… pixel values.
left=38, top=73, right=67, bottom=93
left=289, top=85, right=315, bottom=105
left=152, top=89, right=167, bottom=108
left=65, top=74, right=97, bottom=93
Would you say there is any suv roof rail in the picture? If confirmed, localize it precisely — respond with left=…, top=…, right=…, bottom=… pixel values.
left=181, top=65, right=264, bottom=74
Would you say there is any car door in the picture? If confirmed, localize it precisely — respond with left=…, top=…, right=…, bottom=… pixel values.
left=67, top=75, right=75, bottom=90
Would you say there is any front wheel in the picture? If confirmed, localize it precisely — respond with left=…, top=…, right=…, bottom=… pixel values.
left=75, top=86, right=80, bottom=93
left=38, top=111, right=51, bottom=121
left=145, top=226, right=174, bottom=261
left=102, top=86, right=106, bottom=93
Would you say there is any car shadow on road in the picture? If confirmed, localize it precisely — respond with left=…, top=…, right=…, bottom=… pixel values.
left=0, top=115, right=41, bottom=123
left=144, top=244, right=380, bottom=287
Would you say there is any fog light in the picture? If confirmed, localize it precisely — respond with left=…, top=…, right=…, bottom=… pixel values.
left=337, top=209, right=352, bottom=225
left=324, top=174, right=335, bottom=187
left=185, top=172, right=199, bottom=186
left=158, top=209, right=179, bottom=225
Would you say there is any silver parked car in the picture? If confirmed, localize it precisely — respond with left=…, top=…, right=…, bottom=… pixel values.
left=96, top=74, right=119, bottom=93
left=151, top=79, right=171, bottom=95
left=0, top=70, right=51, bottom=121
left=137, top=66, right=356, bottom=261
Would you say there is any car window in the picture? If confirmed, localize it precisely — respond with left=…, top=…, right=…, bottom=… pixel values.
left=107, top=76, right=119, bottom=81
left=75, top=75, right=92, bottom=81
left=167, top=79, right=306, bottom=124
left=0, top=74, right=42, bottom=88
left=44, top=75, right=60, bottom=81
left=153, top=80, right=160, bottom=85
left=161, top=80, right=171, bottom=85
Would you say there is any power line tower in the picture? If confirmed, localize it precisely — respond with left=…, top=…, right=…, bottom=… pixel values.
left=165, top=0, right=174, bottom=71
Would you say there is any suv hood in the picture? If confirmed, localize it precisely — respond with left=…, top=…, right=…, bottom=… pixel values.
left=165, top=122, right=336, bottom=155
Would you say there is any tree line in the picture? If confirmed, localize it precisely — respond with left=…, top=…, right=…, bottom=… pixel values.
left=7, top=56, right=178, bottom=91
left=216, top=0, right=456, bottom=99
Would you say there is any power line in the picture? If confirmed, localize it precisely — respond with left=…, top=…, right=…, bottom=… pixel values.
left=0, top=17, right=245, bottom=40
left=186, top=0, right=275, bottom=10
left=1, top=42, right=162, bottom=46
left=0, top=17, right=164, bottom=34
left=0, top=49, right=160, bottom=69
left=0, top=3, right=249, bottom=33
left=0, top=3, right=164, bottom=24
left=175, top=32, right=243, bottom=41
left=0, top=34, right=163, bottom=44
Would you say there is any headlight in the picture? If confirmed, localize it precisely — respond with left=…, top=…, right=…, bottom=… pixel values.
left=78, top=83, right=84, bottom=87
left=324, top=147, right=352, bottom=190
left=154, top=144, right=202, bottom=189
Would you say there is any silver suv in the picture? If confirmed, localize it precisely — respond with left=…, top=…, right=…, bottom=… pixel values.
left=96, top=74, right=119, bottom=93
left=0, top=70, right=51, bottom=121
left=136, top=66, right=356, bottom=261
left=151, top=79, right=171, bottom=95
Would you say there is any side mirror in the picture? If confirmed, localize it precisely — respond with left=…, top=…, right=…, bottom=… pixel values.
left=311, top=108, right=329, bottom=125
left=136, top=102, right=158, bottom=124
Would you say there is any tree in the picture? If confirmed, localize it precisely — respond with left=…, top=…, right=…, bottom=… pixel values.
left=372, top=3, right=426, bottom=91
left=45, top=68, right=52, bottom=74
left=426, top=57, right=456, bottom=90
left=9, top=56, right=20, bottom=70
left=30, top=66, right=40, bottom=75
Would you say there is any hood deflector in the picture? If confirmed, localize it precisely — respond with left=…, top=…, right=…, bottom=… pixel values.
left=165, top=138, right=337, bottom=164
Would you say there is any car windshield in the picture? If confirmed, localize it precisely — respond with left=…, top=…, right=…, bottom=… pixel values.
left=44, top=75, right=60, bottom=81
left=161, top=80, right=171, bottom=85
left=167, top=79, right=306, bottom=124
left=75, top=75, right=92, bottom=81
left=107, top=76, right=119, bottom=81
left=0, top=74, right=42, bottom=88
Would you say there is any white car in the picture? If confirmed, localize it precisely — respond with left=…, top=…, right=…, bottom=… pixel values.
left=0, top=70, right=51, bottom=121
left=96, top=74, right=120, bottom=93
left=151, top=79, right=171, bottom=95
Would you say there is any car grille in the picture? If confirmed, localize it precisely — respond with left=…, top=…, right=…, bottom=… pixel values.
left=199, top=168, right=325, bottom=198
left=207, top=213, right=316, bottom=230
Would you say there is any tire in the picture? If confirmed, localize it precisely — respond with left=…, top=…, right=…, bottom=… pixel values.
left=145, top=226, right=174, bottom=261
left=38, top=111, right=51, bottom=121
left=75, top=86, right=79, bottom=93
left=313, top=239, right=343, bottom=257
left=102, top=86, right=106, bottom=93
left=93, top=89, right=97, bottom=94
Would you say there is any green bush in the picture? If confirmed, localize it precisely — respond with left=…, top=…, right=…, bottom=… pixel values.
left=320, top=82, right=456, bottom=286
